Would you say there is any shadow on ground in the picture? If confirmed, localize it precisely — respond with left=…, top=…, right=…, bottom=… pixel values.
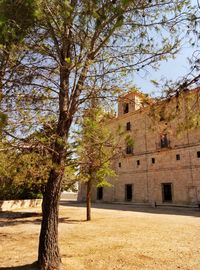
left=0, top=211, right=42, bottom=227
left=0, top=210, right=86, bottom=227
left=0, top=262, right=38, bottom=270
left=0, top=211, right=41, bottom=219
left=60, top=200, right=200, bottom=218
left=1, top=200, right=200, bottom=228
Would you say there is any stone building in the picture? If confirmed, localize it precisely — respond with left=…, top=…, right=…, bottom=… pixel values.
left=78, top=87, right=200, bottom=206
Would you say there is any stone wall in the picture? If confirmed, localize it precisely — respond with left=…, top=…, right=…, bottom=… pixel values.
left=78, top=88, right=200, bottom=206
left=0, top=199, right=42, bottom=211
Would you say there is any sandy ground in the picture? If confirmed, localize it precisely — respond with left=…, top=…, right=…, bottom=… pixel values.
left=0, top=202, right=200, bottom=270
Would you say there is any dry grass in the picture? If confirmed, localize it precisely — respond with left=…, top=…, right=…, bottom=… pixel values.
left=0, top=202, right=200, bottom=270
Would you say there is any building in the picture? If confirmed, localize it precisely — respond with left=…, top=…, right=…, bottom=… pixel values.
left=78, top=87, right=200, bottom=206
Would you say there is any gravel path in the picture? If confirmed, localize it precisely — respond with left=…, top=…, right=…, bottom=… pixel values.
left=0, top=202, right=200, bottom=270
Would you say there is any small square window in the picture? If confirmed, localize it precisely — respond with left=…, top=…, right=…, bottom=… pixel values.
left=137, top=160, right=140, bottom=166
left=119, top=162, right=121, bottom=168
left=197, top=151, right=200, bottom=158
left=126, top=122, right=131, bottom=131
left=152, top=158, right=155, bottom=164
left=176, top=154, right=180, bottom=160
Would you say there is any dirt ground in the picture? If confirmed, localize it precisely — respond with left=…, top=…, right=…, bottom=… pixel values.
left=0, top=202, right=200, bottom=270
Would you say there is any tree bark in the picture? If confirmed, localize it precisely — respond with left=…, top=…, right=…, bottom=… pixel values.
left=86, top=179, right=92, bottom=221
left=38, top=167, right=63, bottom=270
left=37, top=107, right=72, bottom=269
left=37, top=115, right=72, bottom=270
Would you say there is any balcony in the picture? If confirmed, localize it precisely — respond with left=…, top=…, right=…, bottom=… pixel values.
left=156, top=138, right=171, bottom=149
left=125, top=145, right=134, bottom=155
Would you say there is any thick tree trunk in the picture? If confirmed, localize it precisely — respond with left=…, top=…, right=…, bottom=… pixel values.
left=38, top=166, right=64, bottom=270
left=86, top=179, right=92, bottom=221
left=37, top=112, right=71, bottom=269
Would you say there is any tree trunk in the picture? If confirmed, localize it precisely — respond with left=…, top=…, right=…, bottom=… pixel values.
left=86, top=179, right=92, bottom=221
left=36, top=36, right=74, bottom=265
left=37, top=32, right=79, bottom=268
left=37, top=117, right=72, bottom=269
left=38, top=166, right=64, bottom=270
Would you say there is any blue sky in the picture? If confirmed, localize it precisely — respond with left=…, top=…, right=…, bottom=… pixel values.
left=132, top=0, right=199, bottom=96
left=133, top=45, right=195, bottom=95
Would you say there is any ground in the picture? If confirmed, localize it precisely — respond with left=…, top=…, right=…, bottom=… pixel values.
left=0, top=202, right=200, bottom=270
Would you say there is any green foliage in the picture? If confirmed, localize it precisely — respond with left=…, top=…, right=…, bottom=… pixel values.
left=0, top=112, right=7, bottom=129
left=125, top=134, right=134, bottom=147
left=0, top=148, right=52, bottom=200
left=0, top=0, right=37, bottom=45
left=0, top=0, right=196, bottom=147
left=0, top=116, right=78, bottom=200
left=61, top=164, right=79, bottom=192
left=77, top=105, right=117, bottom=188
left=176, top=93, right=200, bottom=135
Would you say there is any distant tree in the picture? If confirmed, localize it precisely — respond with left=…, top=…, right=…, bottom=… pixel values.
left=0, top=119, right=76, bottom=200
left=0, top=146, right=49, bottom=200
left=77, top=102, right=118, bottom=221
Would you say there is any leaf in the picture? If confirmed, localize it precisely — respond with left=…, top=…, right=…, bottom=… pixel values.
left=151, top=80, right=159, bottom=86
left=0, top=112, right=8, bottom=129
left=65, top=57, right=71, bottom=64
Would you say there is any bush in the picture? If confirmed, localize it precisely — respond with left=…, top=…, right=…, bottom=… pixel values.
left=0, top=181, right=43, bottom=200
left=17, top=187, right=43, bottom=200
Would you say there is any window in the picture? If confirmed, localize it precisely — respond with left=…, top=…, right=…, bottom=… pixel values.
left=126, top=122, right=131, bottom=131
left=176, top=154, right=180, bottom=160
left=152, top=157, right=155, bottom=164
left=126, top=145, right=133, bottom=154
left=160, top=134, right=169, bottom=148
left=97, top=187, right=103, bottom=200
left=119, top=162, right=121, bottom=168
left=123, top=103, right=129, bottom=114
left=137, top=160, right=140, bottom=166
left=197, top=151, right=200, bottom=158
left=125, top=184, right=133, bottom=201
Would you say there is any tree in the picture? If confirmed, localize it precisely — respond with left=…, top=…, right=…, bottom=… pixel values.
left=0, top=144, right=76, bottom=200
left=77, top=103, right=118, bottom=221
left=0, top=149, right=48, bottom=200
left=0, top=1, right=197, bottom=269
left=0, top=0, right=37, bottom=148
left=0, top=120, right=55, bottom=200
left=0, top=0, right=37, bottom=90
left=0, top=116, right=77, bottom=200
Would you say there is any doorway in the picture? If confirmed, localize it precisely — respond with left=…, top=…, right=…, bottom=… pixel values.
left=125, top=184, right=133, bottom=201
left=97, top=187, right=103, bottom=200
left=162, top=183, right=173, bottom=202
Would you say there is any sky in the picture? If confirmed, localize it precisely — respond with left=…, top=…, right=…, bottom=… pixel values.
left=132, top=0, right=199, bottom=96
left=132, top=45, right=196, bottom=96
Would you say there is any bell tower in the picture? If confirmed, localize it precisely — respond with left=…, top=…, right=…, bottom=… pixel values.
left=118, top=91, right=143, bottom=116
